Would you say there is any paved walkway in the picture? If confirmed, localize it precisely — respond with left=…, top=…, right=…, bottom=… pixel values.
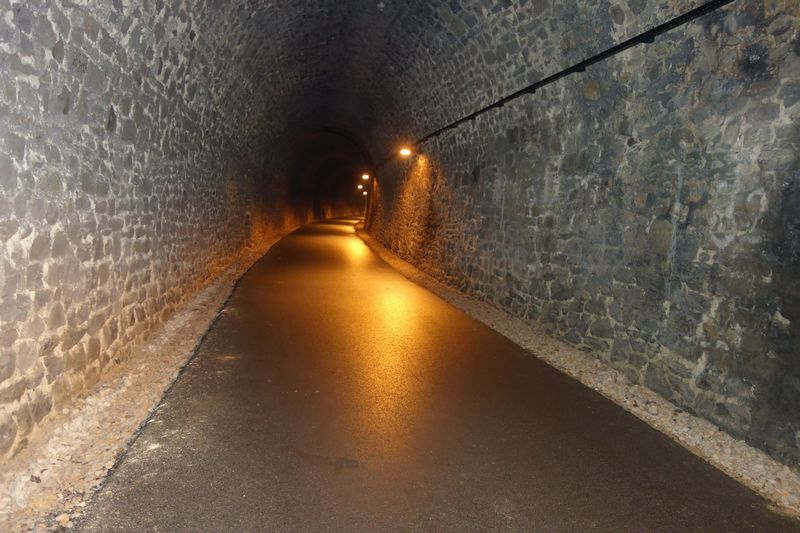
left=79, top=219, right=796, bottom=531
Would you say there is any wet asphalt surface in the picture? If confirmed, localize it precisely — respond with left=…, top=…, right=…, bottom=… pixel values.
left=78, top=219, right=798, bottom=531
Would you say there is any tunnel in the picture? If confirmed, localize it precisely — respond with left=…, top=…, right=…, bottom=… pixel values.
left=1, top=0, right=800, bottom=528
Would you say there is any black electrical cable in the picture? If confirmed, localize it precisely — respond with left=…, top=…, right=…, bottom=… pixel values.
left=376, top=0, right=735, bottom=167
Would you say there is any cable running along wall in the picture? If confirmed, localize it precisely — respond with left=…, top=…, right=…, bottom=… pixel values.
left=378, top=0, right=736, bottom=166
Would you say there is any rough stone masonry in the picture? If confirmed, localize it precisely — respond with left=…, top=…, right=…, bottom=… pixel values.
left=0, top=0, right=325, bottom=459
left=0, top=0, right=798, bottom=480
left=368, top=1, right=800, bottom=466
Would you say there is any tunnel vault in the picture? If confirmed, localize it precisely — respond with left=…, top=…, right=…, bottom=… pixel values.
left=0, top=0, right=799, bottom=484
left=286, top=127, right=373, bottom=219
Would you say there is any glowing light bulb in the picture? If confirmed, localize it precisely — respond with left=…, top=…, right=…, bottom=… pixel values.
left=399, top=148, right=412, bottom=157
left=357, top=184, right=364, bottom=190
left=362, top=174, right=370, bottom=180
left=362, top=191, right=368, bottom=196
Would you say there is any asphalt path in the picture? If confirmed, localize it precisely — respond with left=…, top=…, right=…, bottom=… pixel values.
left=79, top=219, right=798, bottom=531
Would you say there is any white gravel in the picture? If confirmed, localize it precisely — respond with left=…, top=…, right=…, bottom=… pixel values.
left=357, top=229, right=800, bottom=521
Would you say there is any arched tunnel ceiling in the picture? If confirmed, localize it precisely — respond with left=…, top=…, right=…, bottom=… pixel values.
left=123, top=0, right=703, bottom=185
left=4, top=0, right=799, bottom=480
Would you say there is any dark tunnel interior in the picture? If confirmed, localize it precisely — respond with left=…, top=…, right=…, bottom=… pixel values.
left=287, top=128, right=373, bottom=219
left=1, top=0, right=799, bottom=524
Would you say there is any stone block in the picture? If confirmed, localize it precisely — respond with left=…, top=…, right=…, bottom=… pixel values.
left=28, top=390, right=52, bottom=423
left=0, top=412, right=17, bottom=455
left=13, top=403, right=33, bottom=437
left=4, top=133, right=25, bottom=162
left=0, top=349, right=14, bottom=382
left=0, top=152, right=16, bottom=190
left=42, top=355, right=65, bottom=383
left=28, top=232, right=51, bottom=262
left=0, top=377, right=27, bottom=404
left=0, top=325, right=18, bottom=348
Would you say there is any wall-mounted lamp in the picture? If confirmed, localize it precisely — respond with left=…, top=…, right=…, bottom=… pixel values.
left=362, top=173, right=370, bottom=180
left=399, top=148, right=412, bottom=157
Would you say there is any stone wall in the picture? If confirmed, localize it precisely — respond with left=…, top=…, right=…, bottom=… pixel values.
left=0, top=0, right=316, bottom=458
left=368, top=2, right=800, bottom=466
left=1, top=0, right=797, bottom=469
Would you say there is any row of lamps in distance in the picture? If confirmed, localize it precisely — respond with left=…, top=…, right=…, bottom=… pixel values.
left=356, top=147, right=413, bottom=196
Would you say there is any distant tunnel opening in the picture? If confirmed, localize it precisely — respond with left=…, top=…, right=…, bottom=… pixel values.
left=286, top=127, right=373, bottom=220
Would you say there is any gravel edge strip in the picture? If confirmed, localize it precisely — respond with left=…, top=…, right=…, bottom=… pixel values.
left=357, top=229, right=800, bottom=520
left=0, top=232, right=291, bottom=531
